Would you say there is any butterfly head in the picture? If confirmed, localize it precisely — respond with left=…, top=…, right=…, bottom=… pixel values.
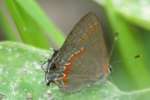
left=41, top=50, right=64, bottom=86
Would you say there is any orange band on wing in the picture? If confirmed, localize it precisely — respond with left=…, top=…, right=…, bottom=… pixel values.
left=63, top=48, right=85, bottom=83
left=102, top=63, right=109, bottom=77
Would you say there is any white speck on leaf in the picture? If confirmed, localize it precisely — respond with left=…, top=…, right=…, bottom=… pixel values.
left=0, top=45, right=3, bottom=49
left=7, top=57, right=12, bottom=61
left=18, top=62, right=33, bottom=76
left=47, top=90, right=54, bottom=100
left=0, top=67, right=4, bottom=75
left=10, top=82, right=18, bottom=96
left=26, top=92, right=32, bottom=100
left=32, top=61, right=41, bottom=70
left=15, top=53, right=20, bottom=58
left=7, top=48, right=12, bottom=52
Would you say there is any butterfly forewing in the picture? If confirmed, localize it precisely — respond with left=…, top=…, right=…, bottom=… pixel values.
left=54, top=12, right=109, bottom=92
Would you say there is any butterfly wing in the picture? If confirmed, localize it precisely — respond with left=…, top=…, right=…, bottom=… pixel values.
left=56, top=12, right=109, bottom=92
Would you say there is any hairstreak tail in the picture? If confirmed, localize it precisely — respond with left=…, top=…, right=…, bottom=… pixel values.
left=42, top=12, right=110, bottom=92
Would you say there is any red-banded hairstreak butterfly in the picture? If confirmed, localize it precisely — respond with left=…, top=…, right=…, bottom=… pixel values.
left=42, top=12, right=110, bottom=92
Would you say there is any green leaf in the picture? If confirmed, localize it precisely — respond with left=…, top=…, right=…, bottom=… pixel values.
left=0, top=41, right=150, bottom=100
left=96, top=0, right=150, bottom=90
left=5, top=0, right=65, bottom=49
left=5, top=0, right=50, bottom=49
left=15, top=0, right=65, bottom=47
left=0, top=41, right=52, bottom=99
left=112, top=0, right=150, bottom=31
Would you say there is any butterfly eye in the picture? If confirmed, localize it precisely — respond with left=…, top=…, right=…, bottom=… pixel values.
left=50, top=63, right=57, bottom=70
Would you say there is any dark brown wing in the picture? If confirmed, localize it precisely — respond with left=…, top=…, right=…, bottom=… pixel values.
left=56, top=12, right=109, bottom=92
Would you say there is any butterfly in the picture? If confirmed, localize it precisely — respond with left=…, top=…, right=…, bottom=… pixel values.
left=42, top=12, right=110, bottom=92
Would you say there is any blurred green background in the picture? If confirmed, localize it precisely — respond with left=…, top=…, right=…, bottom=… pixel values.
left=0, top=0, right=150, bottom=99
